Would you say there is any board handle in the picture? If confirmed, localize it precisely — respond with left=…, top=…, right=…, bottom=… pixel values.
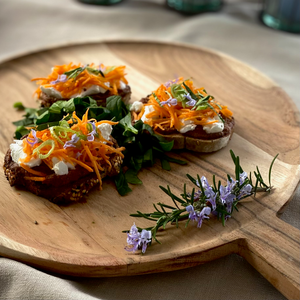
left=237, top=216, right=300, bottom=300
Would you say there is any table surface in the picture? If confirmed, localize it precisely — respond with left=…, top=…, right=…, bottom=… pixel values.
left=0, top=0, right=299, bottom=299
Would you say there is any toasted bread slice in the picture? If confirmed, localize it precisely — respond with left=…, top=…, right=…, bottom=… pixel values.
left=3, top=138, right=123, bottom=204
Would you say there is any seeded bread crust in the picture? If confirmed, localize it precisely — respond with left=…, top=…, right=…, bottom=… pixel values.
left=137, top=96, right=235, bottom=153
left=39, top=85, right=132, bottom=107
left=3, top=139, right=123, bottom=204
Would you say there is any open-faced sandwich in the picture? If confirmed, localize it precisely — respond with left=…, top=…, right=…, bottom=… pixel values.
left=130, top=78, right=234, bottom=152
left=3, top=110, right=125, bottom=203
left=31, top=63, right=131, bottom=107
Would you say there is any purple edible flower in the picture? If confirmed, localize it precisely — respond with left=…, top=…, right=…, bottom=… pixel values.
left=140, top=230, right=152, bottom=254
left=161, top=97, right=178, bottom=107
left=125, top=223, right=140, bottom=253
left=238, top=183, right=252, bottom=200
left=125, top=223, right=152, bottom=254
left=26, top=129, right=39, bottom=146
left=195, top=176, right=216, bottom=210
left=164, top=77, right=180, bottom=88
left=186, top=205, right=198, bottom=222
left=98, top=64, right=106, bottom=72
left=50, top=74, right=67, bottom=85
left=63, top=134, right=79, bottom=149
left=197, top=206, right=211, bottom=228
left=185, top=93, right=196, bottom=107
left=239, top=171, right=248, bottom=185
left=186, top=205, right=211, bottom=228
left=87, top=122, right=97, bottom=142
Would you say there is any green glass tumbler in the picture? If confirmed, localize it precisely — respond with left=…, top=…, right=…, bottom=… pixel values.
left=79, top=0, right=123, bottom=5
left=262, top=0, right=300, bottom=33
left=167, top=0, right=222, bottom=14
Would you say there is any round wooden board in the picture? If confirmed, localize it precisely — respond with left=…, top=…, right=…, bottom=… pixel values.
left=0, top=41, right=299, bottom=299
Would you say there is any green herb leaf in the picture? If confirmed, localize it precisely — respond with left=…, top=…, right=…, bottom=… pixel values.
left=13, top=102, right=25, bottom=110
left=125, top=169, right=143, bottom=185
left=114, top=170, right=132, bottom=196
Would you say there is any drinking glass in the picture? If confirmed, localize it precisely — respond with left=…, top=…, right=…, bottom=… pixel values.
left=167, top=0, right=222, bottom=14
left=261, top=0, right=300, bottom=33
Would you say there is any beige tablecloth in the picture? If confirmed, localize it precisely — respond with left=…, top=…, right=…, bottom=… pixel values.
left=0, top=0, right=299, bottom=299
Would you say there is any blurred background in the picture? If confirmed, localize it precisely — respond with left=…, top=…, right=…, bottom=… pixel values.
left=0, top=0, right=299, bottom=299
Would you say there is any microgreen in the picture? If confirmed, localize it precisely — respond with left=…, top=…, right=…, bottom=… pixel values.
left=124, top=150, right=278, bottom=254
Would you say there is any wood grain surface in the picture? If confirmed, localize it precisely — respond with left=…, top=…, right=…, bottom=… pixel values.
left=0, top=41, right=299, bottom=300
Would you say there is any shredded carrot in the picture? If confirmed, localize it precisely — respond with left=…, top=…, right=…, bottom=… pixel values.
left=20, top=164, right=47, bottom=177
left=83, top=143, right=102, bottom=190
left=24, top=176, right=46, bottom=181
left=68, top=157, right=94, bottom=172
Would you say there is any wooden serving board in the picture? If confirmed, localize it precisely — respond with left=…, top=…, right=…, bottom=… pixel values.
left=0, top=41, right=299, bottom=300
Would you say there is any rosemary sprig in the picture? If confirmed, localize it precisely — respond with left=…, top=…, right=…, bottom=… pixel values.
left=124, top=150, right=278, bottom=254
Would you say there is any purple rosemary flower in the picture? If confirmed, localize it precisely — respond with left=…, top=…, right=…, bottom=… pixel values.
left=26, top=129, right=39, bottom=146
left=125, top=223, right=152, bottom=254
left=161, top=97, right=178, bottom=107
left=186, top=205, right=198, bottom=221
left=164, top=77, right=180, bottom=88
left=98, top=64, right=106, bottom=72
left=219, top=183, right=236, bottom=213
left=140, top=230, right=152, bottom=254
left=186, top=205, right=211, bottom=227
left=238, top=184, right=252, bottom=200
left=239, top=171, right=248, bottom=185
left=63, top=134, right=79, bottom=149
left=196, top=206, right=211, bottom=228
left=185, top=93, right=196, bottom=107
left=125, top=223, right=140, bottom=253
left=195, top=176, right=216, bottom=210
left=87, top=122, right=97, bottom=142
left=50, top=74, right=67, bottom=85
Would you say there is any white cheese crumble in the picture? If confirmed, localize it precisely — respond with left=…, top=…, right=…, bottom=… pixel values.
left=10, top=140, right=42, bottom=167
left=41, top=83, right=111, bottom=99
left=41, top=86, right=62, bottom=99
left=76, top=85, right=108, bottom=97
left=119, top=80, right=127, bottom=90
left=141, top=105, right=155, bottom=123
left=52, top=160, right=69, bottom=176
left=98, top=123, right=112, bottom=141
left=51, top=157, right=75, bottom=176
left=130, top=101, right=143, bottom=113
left=202, top=115, right=224, bottom=134
left=179, top=120, right=197, bottom=134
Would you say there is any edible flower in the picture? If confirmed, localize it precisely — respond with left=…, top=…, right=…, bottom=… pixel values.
left=161, top=97, right=177, bottom=107
left=63, top=134, right=80, bottom=149
left=87, top=122, right=97, bottom=142
left=185, top=93, right=196, bottom=107
left=26, top=129, right=39, bottom=146
left=50, top=74, right=67, bottom=85
left=125, top=223, right=152, bottom=254
left=164, top=77, right=180, bottom=88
